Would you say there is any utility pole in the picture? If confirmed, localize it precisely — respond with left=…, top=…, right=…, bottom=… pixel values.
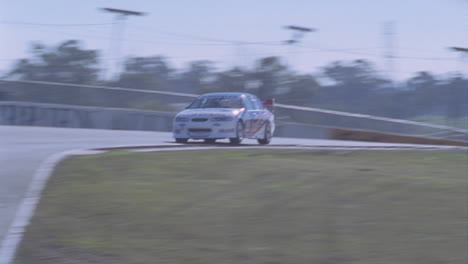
left=100, top=8, right=145, bottom=80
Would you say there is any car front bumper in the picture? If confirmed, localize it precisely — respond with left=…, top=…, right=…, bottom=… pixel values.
left=173, top=121, right=237, bottom=139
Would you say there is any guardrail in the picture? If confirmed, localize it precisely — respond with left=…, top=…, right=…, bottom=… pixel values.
left=0, top=101, right=332, bottom=140
left=1, top=79, right=467, bottom=142
left=275, top=104, right=468, bottom=141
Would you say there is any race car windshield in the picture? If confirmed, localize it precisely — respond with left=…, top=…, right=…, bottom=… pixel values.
left=187, top=97, right=243, bottom=109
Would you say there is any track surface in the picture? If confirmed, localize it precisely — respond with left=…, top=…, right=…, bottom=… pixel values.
left=1, top=125, right=463, bottom=250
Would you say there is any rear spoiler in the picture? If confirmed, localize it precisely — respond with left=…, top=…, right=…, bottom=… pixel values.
left=262, top=99, right=275, bottom=112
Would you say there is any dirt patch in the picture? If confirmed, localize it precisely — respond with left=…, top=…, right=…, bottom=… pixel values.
left=330, top=128, right=468, bottom=147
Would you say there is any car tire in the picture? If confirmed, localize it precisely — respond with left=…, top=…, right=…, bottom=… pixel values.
left=229, top=121, right=244, bottom=145
left=204, top=139, right=216, bottom=144
left=175, top=138, right=188, bottom=143
left=257, top=122, right=272, bottom=145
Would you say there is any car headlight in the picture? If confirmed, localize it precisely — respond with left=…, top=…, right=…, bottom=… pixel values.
left=175, top=116, right=189, bottom=122
left=211, top=116, right=234, bottom=122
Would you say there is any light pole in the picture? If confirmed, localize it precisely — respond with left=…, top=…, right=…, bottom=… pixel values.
left=284, top=25, right=316, bottom=45
left=100, top=8, right=146, bottom=80
left=283, top=25, right=316, bottom=72
left=447, top=47, right=468, bottom=126
left=449, top=47, right=468, bottom=77
left=450, top=47, right=468, bottom=53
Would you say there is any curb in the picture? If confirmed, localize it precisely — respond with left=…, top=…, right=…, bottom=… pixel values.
left=0, top=150, right=103, bottom=264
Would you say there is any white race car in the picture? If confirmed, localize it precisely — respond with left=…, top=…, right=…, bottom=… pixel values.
left=173, top=92, right=275, bottom=144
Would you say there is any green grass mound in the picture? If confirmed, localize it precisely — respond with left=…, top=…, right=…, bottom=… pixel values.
left=15, top=149, right=467, bottom=264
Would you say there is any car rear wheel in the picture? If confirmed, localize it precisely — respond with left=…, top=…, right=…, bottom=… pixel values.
left=229, top=121, right=244, bottom=145
left=257, top=122, right=272, bottom=145
left=175, top=138, right=188, bottom=143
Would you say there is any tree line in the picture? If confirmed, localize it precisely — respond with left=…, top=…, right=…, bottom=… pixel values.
left=1, top=40, right=467, bottom=125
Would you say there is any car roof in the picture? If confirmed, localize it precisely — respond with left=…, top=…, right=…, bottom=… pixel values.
left=199, top=92, right=255, bottom=98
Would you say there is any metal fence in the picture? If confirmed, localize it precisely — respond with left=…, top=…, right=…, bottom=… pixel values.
left=275, top=104, right=468, bottom=141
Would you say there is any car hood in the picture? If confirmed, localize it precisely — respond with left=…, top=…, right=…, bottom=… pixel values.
left=177, top=108, right=243, bottom=117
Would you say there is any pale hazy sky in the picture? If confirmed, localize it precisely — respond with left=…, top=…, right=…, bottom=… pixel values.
left=1, top=0, right=468, bottom=80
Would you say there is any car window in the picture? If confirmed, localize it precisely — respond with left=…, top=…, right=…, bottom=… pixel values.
left=250, top=96, right=264, bottom=110
left=243, top=96, right=254, bottom=110
left=187, top=96, right=243, bottom=109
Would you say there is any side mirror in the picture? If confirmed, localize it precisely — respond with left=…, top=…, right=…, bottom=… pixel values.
left=262, top=99, right=275, bottom=112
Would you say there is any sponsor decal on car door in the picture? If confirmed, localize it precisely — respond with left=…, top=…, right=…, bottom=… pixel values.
left=244, top=96, right=268, bottom=136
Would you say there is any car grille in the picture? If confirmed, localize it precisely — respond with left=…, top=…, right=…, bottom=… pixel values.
left=188, top=128, right=212, bottom=133
left=192, top=118, right=208, bottom=122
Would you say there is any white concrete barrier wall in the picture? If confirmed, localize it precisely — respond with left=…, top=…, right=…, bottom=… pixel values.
left=0, top=102, right=331, bottom=139
left=0, top=102, right=174, bottom=132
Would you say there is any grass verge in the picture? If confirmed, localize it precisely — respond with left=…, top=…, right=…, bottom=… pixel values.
left=15, top=149, right=467, bottom=264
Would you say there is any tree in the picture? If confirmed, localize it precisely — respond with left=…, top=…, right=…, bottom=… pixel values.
left=281, top=74, right=319, bottom=105
left=251, top=56, right=288, bottom=99
left=406, top=71, right=440, bottom=116
left=215, top=67, right=248, bottom=93
left=318, top=60, right=390, bottom=114
left=106, top=56, right=176, bottom=110
left=118, top=56, right=174, bottom=91
left=322, top=60, right=376, bottom=85
left=6, top=40, right=101, bottom=105
left=444, top=75, right=468, bottom=119
left=176, top=60, right=217, bottom=94
left=9, top=40, right=99, bottom=83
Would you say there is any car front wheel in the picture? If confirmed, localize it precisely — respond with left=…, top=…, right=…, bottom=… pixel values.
left=229, top=121, right=244, bottom=145
left=257, top=122, right=272, bottom=145
left=175, top=138, right=188, bottom=143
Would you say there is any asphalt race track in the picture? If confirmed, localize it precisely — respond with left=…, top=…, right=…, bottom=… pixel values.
left=1, top=125, right=464, bottom=263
